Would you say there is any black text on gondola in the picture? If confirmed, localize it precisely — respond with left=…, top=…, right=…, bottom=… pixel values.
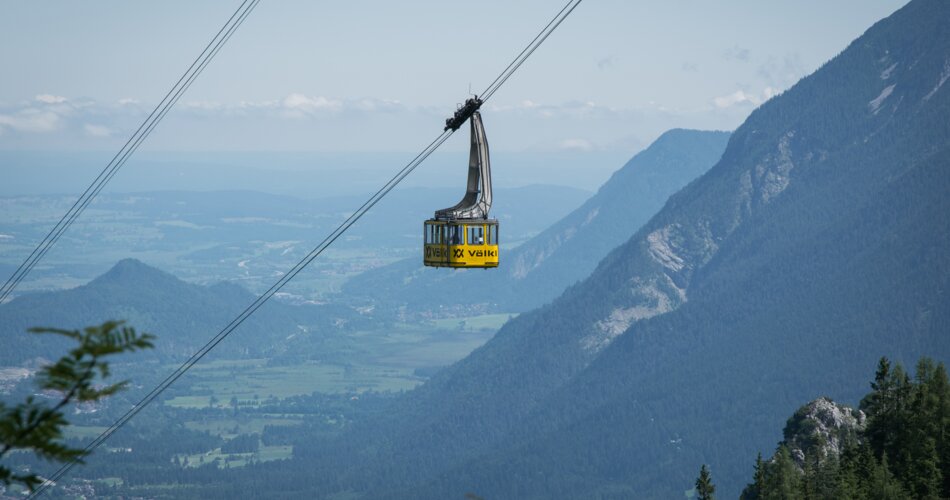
left=468, top=249, right=496, bottom=258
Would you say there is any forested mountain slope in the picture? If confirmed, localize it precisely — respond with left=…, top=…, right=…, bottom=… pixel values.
left=0, top=259, right=364, bottom=364
left=343, top=129, right=729, bottom=313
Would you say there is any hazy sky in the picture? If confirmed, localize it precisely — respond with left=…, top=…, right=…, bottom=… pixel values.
left=1, top=0, right=908, bottom=153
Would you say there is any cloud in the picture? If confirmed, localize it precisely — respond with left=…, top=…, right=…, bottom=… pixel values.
left=559, top=138, right=594, bottom=151
left=487, top=100, right=605, bottom=118
left=237, top=99, right=279, bottom=110
left=713, top=87, right=779, bottom=108
left=0, top=93, right=416, bottom=139
left=35, top=94, right=68, bottom=104
left=282, top=93, right=343, bottom=113
left=83, top=124, right=112, bottom=137
left=353, top=98, right=402, bottom=112
left=757, top=53, right=806, bottom=86
left=597, top=56, right=616, bottom=70
left=0, top=109, right=62, bottom=132
left=723, top=45, right=751, bottom=62
left=0, top=93, right=82, bottom=133
left=163, top=93, right=405, bottom=120
left=0, top=92, right=740, bottom=154
left=182, top=100, right=224, bottom=111
left=714, top=90, right=756, bottom=108
left=174, top=95, right=408, bottom=115
left=486, top=100, right=542, bottom=112
left=13, top=93, right=626, bottom=134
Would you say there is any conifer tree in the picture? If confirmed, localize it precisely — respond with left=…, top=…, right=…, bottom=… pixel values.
left=832, top=445, right=862, bottom=500
left=863, top=358, right=913, bottom=479
left=868, top=453, right=908, bottom=500
left=854, top=444, right=880, bottom=499
left=742, top=358, right=950, bottom=500
left=739, top=453, right=766, bottom=500
left=927, top=362, right=950, bottom=498
left=753, top=452, right=767, bottom=493
left=811, top=451, right=840, bottom=500
left=694, top=464, right=715, bottom=500
left=764, top=445, right=803, bottom=499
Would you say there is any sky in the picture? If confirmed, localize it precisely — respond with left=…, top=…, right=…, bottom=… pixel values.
left=0, top=0, right=908, bottom=155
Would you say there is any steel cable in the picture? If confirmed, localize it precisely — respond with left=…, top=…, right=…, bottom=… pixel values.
left=0, top=0, right=260, bottom=304
left=29, top=0, right=582, bottom=494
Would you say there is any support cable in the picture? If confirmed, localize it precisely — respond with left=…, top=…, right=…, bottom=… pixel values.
left=29, top=0, right=582, bottom=495
left=481, top=0, right=582, bottom=102
left=0, top=0, right=261, bottom=304
left=30, top=129, right=452, bottom=496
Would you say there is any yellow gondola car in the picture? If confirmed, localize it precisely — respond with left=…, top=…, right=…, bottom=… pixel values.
left=424, top=98, right=499, bottom=269
left=423, top=219, right=498, bottom=268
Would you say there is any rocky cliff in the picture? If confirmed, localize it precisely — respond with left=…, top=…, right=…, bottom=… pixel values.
left=782, top=397, right=866, bottom=468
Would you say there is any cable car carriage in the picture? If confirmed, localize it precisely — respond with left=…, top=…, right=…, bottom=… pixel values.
left=424, top=98, right=499, bottom=268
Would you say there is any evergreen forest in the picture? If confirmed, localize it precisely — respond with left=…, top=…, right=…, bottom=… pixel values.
left=740, top=357, right=950, bottom=500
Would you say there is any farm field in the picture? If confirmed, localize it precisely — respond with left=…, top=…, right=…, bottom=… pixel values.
left=50, top=314, right=510, bottom=478
left=162, top=316, right=506, bottom=408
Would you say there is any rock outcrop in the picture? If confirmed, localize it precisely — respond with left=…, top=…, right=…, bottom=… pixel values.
left=781, top=397, right=866, bottom=468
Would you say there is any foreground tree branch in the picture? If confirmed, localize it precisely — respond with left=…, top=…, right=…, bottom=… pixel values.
left=0, top=321, right=154, bottom=491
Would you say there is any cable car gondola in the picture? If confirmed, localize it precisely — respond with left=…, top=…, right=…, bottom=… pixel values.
left=424, top=98, right=499, bottom=269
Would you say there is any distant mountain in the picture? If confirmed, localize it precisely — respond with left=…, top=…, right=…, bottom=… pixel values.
left=343, top=129, right=730, bottom=313
left=0, top=259, right=366, bottom=365
left=0, top=186, right=589, bottom=294
left=217, top=0, right=950, bottom=497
